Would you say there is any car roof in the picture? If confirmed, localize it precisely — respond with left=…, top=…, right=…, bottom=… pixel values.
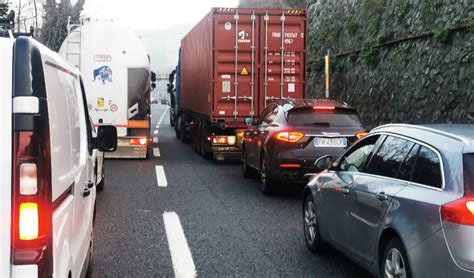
left=371, top=124, right=474, bottom=153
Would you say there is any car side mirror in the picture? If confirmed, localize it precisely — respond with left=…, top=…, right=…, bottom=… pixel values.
left=96, top=126, right=117, bottom=152
left=314, top=155, right=334, bottom=172
left=150, top=71, right=157, bottom=82
left=245, top=117, right=254, bottom=126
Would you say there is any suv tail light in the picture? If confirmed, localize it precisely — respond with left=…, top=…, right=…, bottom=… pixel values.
left=275, top=131, right=305, bottom=143
left=441, top=197, right=474, bottom=226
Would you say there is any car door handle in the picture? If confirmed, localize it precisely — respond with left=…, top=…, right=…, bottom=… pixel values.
left=341, top=188, right=350, bottom=195
left=376, top=192, right=388, bottom=201
left=82, top=188, right=91, bottom=198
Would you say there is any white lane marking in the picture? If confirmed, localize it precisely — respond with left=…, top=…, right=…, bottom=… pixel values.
left=154, top=130, right=159, bottom=135
left=155, top=166, right=168, bottom=187
left=153, top=137, right=158, bottom=143
left=153, top=148, right=161, bottom=157
left=163, top=212, right=196, bottom=278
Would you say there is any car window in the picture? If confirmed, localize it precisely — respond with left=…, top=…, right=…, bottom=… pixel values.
left=396, top=144, right=420, bottom=181
left=365, top=136, right=415, bottom=178
left=287, top=108, right=362, bottom=127
left=257, top=105, right=274, bottom=125
left=464, top=154, right=474, bottom=196
left=340, top=135, right=381, bottom=173
left=412, top=146, right=443, bottom=188
left=264, top=105, right=279, bottom=124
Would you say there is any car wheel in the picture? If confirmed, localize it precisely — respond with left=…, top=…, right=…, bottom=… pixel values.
left=260, top=156, right=273, bottom=195
left=242, top=146, right=255, bottom=178
left=304, top=194, right=324, bottom=253
left=96, top=164, right=104, bottom=192
left=381, top=238, right=411, bottom=278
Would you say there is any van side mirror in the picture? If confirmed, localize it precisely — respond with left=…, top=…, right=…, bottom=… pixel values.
left=150, top=71, right=157, bottom=82
left=97, top=126, right=117, bottom=152
left=314, top=155, right=334, bottom=172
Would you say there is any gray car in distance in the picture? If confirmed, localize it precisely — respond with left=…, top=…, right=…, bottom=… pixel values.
left=303, top=124, right=474, bottom=277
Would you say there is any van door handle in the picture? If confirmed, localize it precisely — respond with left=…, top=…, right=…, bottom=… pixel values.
left=82, top=188, right=91, bottom=198
left=87, top=181, right=94, bottom=189
left=376, top=192, right=388, bottom=201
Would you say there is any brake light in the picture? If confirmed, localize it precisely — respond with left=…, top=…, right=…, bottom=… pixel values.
left=279, top=164, right=301, bottom=168
left=356, top=132, right=368, bottom=139
left=212, top=136, right=237, bottom=145
left=313, top=106, right=335, bottom=110
left=441, top=197, right=474, bottom=226
left=275, top=131, right=304, bottom=143
left=130, top=137, right=148, bottom=145
left=19, top=203, right=39, bottom=240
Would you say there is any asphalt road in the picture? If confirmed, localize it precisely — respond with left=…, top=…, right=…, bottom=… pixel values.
left=91, top=103, right=371, bottom=277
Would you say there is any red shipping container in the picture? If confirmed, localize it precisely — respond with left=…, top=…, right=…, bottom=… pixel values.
left=180, top=8, right=306, bottom=123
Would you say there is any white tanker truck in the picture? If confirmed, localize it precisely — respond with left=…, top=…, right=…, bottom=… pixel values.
left=59, top=19, right=155, bottom=159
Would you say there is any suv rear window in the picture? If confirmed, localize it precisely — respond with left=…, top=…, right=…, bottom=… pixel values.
left=464, top=154, right=474, bottom=196
left=287, top=108, right=362, bottom=127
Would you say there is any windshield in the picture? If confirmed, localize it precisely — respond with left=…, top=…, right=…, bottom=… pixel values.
left=287, top=108, right=362, bottom=127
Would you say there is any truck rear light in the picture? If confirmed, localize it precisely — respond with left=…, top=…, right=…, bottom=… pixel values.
left=275, top=131, right=304, bottom=143
left=356, top=132, right=368, bottom=139
left=128, top=120, right=150, bottom=129
left=130, top=137, right=148, bottom=146
left=19, top=203, right=39, bottom=241
left=212, top=136, right=237, bottom=145
left=441, top=197, right=474, bottom=226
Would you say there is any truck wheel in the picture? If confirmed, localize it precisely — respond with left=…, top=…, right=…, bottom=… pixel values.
left=180, top=116, right=190, bottom=143
left=170, top=114, right=174, bottom=127
left=175, top=116, right=182, bottom=138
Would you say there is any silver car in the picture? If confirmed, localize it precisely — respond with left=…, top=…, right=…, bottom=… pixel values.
left=303, top=124, right=474, bottom=277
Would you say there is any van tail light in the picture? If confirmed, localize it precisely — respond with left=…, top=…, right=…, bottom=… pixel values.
left=441, top=197, right=474, bottom=226
left=275, top=131, right=305, bottom=143
left=12, top=130, right=53, bottom=275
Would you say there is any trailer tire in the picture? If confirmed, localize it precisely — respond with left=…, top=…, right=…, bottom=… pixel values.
left=170, top=114, right=174, bottom=127
left=180, top=115, right=190, bottom=143
left=175, top=116, right=182, bottom=139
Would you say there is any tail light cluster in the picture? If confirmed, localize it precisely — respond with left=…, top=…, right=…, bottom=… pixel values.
left=441, top=154, right=474, bottom=226
left=275, top=131, right=305, bottom=143
left=130, top=137, right=148, bottom=146
left=212, top=136, right=237, bottom=145
left=12, top=130, right=53, bottom=270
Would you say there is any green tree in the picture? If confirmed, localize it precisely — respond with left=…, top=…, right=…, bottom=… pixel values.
left=0, top=2, right=9, bottom=17
left=40, top=0, right=85, bottom=51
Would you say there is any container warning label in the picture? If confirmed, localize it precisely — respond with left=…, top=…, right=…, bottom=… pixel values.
left=97, top=97, right=105, bottom=108
left=240, top=68, right=249, bottom=76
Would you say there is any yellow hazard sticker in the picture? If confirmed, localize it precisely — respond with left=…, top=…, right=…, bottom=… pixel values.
left=240, top=67, right=249, bottom=76
left=97, top=97, right=105, bottom=108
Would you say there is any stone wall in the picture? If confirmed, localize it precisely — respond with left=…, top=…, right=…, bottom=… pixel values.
left=306, top=0, right=474, bottom=128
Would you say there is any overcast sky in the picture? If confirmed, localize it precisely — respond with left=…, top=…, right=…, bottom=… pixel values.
left=82, top=0, right=239, bottom=75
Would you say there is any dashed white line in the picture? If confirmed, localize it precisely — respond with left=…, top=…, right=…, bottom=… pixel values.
left=155, top=166, right=168, bottom=187
left=154, top=130, right=159, bottom=135
left=163, top=212, right=196, bottom=278
left=153, top=147, right=161, bottom=157
left=153, top=137, right=159, bottom=143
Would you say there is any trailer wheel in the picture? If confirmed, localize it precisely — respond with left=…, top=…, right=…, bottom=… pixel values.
left=170, top=114, right=174, bottom=127
left=180, top=115, right=190, bottom=143
left=175, top=116, right=182, bottom=138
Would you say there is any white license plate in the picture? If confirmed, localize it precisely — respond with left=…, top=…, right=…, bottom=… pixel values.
left=313, top=138, right=347, bottom=148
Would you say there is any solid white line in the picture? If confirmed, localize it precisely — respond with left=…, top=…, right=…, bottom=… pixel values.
left=155, top=166, right=168, bottom=187
left=153, top=137, right=158, bottom=143
left=163, top=212, right=196, bottom=278
left=154, top=130, right=159, bottom=135
left=153, top=147, right=160, bottom=157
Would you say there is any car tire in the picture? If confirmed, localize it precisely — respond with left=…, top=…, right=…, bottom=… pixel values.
left=242, top=146, right=255, bottom=178
left=96, top=164, right=104, bottom=192
left=381, top=238, right=411, bottom=278
left=260, top=155, right=274, bottom=195
left=304, top=194, right=324, bottom=253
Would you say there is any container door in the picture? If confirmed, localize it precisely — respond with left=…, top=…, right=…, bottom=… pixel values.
left=259, top=13, right=306, bottom=114
left=0, top=40, right=13, bottom=277
left=214, top=12, right=260, bottom=120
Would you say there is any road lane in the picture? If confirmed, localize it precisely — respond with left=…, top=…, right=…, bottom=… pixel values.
left=91, top=103, right=371, bottom=277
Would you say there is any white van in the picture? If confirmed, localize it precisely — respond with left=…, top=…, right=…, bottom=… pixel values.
left=0, top=36, right=117, bottom=277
